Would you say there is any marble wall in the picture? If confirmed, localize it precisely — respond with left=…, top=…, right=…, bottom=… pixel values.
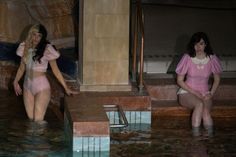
left=79, top=0, right=131, bottom=91
left=0, top=0, right=75, bottom=49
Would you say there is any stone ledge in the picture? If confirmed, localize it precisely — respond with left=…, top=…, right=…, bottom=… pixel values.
left=64, top=94, right=110, bottom=152
left=64, top=95, right=110, bottom=137
left=80, top=84, right=132, bottom=92
left=145, top=77, right=236, bottom=101
left=152, top=100, right=236, bottom=118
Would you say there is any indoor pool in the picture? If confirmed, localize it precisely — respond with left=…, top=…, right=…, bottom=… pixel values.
left=1, top=90, right=236, bottom=157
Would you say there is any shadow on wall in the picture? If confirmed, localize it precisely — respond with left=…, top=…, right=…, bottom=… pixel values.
left=167, top=34, right=190, bottom=73
left=71, top=0, right=79, bottom=53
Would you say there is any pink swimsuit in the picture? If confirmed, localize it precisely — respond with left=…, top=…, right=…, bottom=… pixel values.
left=16, top=42, right=60, bottom=95
left=176, top=54, right=222, bottom=96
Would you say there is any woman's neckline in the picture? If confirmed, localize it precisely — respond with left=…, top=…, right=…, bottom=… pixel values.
left=191, top=56, right=209, bottom=65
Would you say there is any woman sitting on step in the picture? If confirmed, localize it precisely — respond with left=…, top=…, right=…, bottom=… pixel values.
left=175, top=32, right=222, bottom=137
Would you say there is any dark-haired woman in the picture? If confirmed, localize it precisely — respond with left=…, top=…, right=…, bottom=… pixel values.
left=176, top=32, right=222, bottom=137
left=13, top=24, right=77, bottom=123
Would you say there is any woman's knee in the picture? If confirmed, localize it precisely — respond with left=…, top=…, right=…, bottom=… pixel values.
left=202, top=108, right=211, bottom=118
left=178, top=94, right=203, bottom=109
left=194, top=101, right=204, bottom=110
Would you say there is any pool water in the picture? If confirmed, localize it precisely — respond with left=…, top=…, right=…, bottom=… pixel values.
left=0, top=90, right=70, bottom=157
left=1, top=90, right=236, bottom=157
left=110, top=117, right=236, bottom=157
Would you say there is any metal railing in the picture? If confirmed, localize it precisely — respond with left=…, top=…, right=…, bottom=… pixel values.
left=132, top=0, right=145, bottom=92
left=103, top=104, right=128, bottom=128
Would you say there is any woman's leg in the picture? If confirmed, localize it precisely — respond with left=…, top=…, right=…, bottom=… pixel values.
left=202, top=99, right=213, bottom=126
left=23, top=88, right=35, bottom=120
left=33, top=89, right=51, bottom=121
left=29, top=76, right=51, bottom=122
left=178, top=93, right=204, bottom=136
left=202, top=99, right=213, bottom=136
left=179, top=93, right=204, bottom=128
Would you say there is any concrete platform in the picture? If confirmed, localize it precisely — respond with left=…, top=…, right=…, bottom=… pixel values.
left=64, top=87, right=151, bottom=153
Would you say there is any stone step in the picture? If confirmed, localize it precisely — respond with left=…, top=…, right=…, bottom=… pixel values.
left=71, top=85, right=151, bottom=111
left=152, top=100, right=236, bottom=118
left=65, top=95, right=110, bottom=137
left=64, top=95, right=110, bottom=152
left=145, top=76, right=236, bottom=101
left=64, top=88, right=153, bottom=153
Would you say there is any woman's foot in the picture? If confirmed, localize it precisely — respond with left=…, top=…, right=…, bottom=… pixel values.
left=204, top=125, right=214, bottom=138
left=35, top=120, right=48, bottom=127
left=192, top=126, right=201, bottom=137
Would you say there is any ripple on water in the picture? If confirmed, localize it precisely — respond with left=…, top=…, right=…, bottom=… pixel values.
left=0, top=90, right=70, bottom=157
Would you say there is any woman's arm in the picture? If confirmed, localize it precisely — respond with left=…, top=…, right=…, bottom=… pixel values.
left=210, top=73, right=220, bottom=95
left=13, top=61, right=26, bottom=96
left=177, top=74, right=203, bottom=99
left=49, top=60, right=76, bottom=95
left=203, top=73, right=220, bottom=100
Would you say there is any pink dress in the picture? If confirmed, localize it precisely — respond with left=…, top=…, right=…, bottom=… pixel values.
left=175, top=54, right=222, bottom=96
left=16, top=42, right=60, bottom=95
left=16, top=42, right=60, bottom=72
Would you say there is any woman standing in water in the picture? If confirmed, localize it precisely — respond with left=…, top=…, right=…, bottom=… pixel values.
left=13, top=24, right=77, bottom=123
left=176, top=32, right=222, bottom=137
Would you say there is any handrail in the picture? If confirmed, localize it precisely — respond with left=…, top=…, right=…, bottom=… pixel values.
left=131, top=5, right=138, bottom=82
left=132, top=0, right=145, bottom=92
left=103, top=104, right=128, bottom=128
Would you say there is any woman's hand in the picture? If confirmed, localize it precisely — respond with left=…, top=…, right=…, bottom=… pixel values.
left=13, top=81, right=22, bottom=96
left=65, top=88, right=79, bottom=96
left=191, top=90, right=204, bottom=100
left=203, top=92, right=213, bottom=100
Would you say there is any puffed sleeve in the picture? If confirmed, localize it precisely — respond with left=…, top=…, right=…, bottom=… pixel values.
left=16, top=42, right=25, bottom=57
left=175, top=54, right=190, bottom=75
left=44, top=44, right=60, bottom=60
left=210, top=55, right=222, bottom=74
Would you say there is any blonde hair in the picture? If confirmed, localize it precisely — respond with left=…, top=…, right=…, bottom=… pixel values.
left=22, top=24, right=40, bottom=62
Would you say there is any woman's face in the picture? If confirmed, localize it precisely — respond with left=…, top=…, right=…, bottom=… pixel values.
left=32, top=31, right=42, bottom=46
left=194, top=39, right=206, bottom=53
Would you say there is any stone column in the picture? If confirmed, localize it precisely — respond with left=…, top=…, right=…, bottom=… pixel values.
left=79, top=0, right=131, bottom=91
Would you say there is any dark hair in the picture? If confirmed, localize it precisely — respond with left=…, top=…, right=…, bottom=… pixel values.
left=187, top=32, right=213, bottom=57
left=33, top=24, right=49, bottom=63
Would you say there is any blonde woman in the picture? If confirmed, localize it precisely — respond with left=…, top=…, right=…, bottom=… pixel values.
left=13, top=24, right=77, bottom=123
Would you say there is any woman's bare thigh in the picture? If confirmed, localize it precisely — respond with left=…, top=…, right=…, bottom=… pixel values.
left=178, top=93, right=203, bottom=109
left=34, top=89, right=51, bottom=109
left=33, top=89, right=51, bottom=121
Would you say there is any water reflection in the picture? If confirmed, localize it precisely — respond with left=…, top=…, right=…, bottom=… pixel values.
left=1, top=91, right=236, bottom=157
left=110, top=117, right=236, bottom=157
left=1, top=119, right=70, bottom=157
left=0, top=91, right=70, bottom=157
